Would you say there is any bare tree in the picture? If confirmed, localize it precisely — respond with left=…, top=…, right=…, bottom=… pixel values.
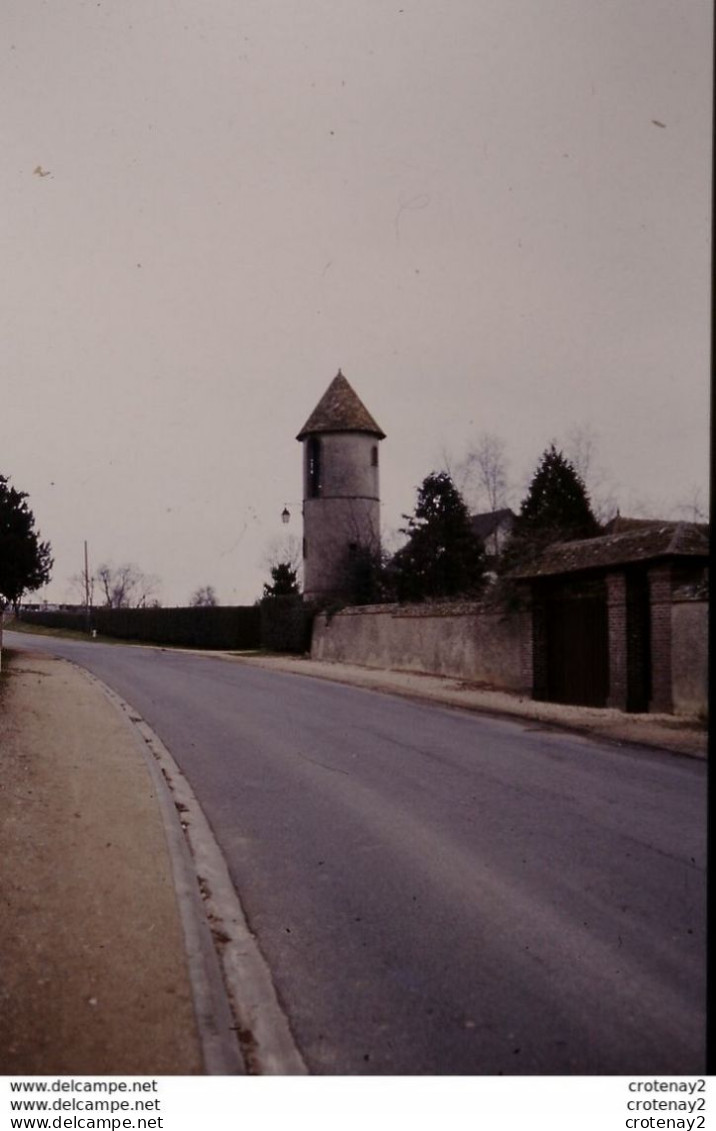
left=95, top=562, right=161, bottom=608
left=262, top=533, right=303, bottom=585
left=455, top=432, right=511, bottom=513
left=561, top=423, right=618, bottom=524
left=189, top=585, right=219, bottom=607
left=672, top=486, right=708, bottom=523
left=562, top=423, right=599, bottom=485
left=620, top=492, right=663, bottom=520
left=69, top=570, right=95, bottom=607
left=437, top=443, right=470, bottom=497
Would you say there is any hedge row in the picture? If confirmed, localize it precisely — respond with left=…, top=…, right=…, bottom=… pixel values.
left=259, top=596, right=315, bottom=654
left=19, top=605, right=262, bottom=651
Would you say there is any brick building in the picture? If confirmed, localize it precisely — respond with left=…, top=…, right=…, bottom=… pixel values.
left=513, top=521, right=709, bottom=714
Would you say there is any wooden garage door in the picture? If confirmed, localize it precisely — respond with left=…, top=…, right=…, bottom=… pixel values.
left=546, top=589, right=609, bottom=707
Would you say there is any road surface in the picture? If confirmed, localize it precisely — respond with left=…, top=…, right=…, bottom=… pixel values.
left=6, top=632, right=706, bottom=1074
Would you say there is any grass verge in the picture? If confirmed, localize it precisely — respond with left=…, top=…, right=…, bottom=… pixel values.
left=3, top=618, right=121, bottom=645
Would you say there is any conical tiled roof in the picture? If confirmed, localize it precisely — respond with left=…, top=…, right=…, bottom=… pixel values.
left=297, top=371, right=385, bottom=440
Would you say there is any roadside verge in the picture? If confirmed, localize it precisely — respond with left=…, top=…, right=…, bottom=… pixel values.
left=0, top=646, right=307, bottom=1076
left=0, top=650, right=233, bottom=1074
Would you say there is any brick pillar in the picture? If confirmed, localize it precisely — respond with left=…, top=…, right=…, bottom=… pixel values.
left=648, top=563, right=673, bottom=713
left=606, top=570, right=628, bottom=710
left=530, top=585, right=549, bottom=701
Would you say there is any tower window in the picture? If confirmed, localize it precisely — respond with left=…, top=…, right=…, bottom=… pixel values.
left=307, top=437, right=322, bottom=498
left=371, top=445, right=378, bottom=467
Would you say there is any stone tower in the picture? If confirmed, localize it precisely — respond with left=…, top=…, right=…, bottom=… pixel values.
left=297, top=371, right=385, bottom=602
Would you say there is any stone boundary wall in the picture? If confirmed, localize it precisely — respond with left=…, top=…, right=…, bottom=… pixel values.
left=671, top=599, right=708, bottom=717
left=311, top=601, right=532, bottom=691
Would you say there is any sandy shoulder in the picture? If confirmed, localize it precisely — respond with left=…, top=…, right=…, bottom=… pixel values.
left=0, top=650, right=202, bottom=1075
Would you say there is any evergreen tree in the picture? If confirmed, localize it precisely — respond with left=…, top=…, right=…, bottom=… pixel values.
left=0, top=474, right=53, bottom=608
left=263, top=561, right=300, bottom=598
left=339, top=543, right=389, bottom=606
left=503, top=445, right=599, bottom=570
left=390, top=472, right=486, bottom=601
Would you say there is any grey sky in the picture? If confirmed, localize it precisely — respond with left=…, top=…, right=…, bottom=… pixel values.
left=2, top=0, right=711, bottom=606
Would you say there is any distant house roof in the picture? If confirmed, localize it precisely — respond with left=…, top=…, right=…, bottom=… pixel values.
left=297, top=371, right=386, bottom=440
left=470, top=508, right=515, bottom=541
left=512, top=522, right=709, bottom=579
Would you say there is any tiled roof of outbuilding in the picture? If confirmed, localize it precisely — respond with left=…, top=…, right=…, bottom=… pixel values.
left=512, top=522, right=709, bottom=579
left=297, top=371, right=385, bottom=440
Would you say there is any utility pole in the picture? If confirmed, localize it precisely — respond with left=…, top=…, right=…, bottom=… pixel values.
left=84, top=540, right=92, bottom=633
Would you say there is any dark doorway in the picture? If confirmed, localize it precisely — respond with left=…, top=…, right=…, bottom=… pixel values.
left=625, top=570, right=651, bottom=712
left=545, top=581, right=609, bottom=707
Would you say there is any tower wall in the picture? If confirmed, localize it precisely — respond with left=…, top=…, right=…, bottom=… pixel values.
left=303, top=431, right=379, bottom=501
left=302, top=432, right=381, bottom=601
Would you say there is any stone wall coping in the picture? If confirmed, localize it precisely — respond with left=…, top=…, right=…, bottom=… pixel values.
left=320, top=600, right=515, bottom=619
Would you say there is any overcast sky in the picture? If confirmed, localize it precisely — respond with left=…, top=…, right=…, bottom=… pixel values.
left=2, top=0, right=711, bottom=606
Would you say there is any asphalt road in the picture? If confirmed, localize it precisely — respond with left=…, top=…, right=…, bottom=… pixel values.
left=8, top=633, right=706, bottom=1075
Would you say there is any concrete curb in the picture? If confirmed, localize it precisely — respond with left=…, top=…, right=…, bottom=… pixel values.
left=82, top=667, right=307, bottom=1076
